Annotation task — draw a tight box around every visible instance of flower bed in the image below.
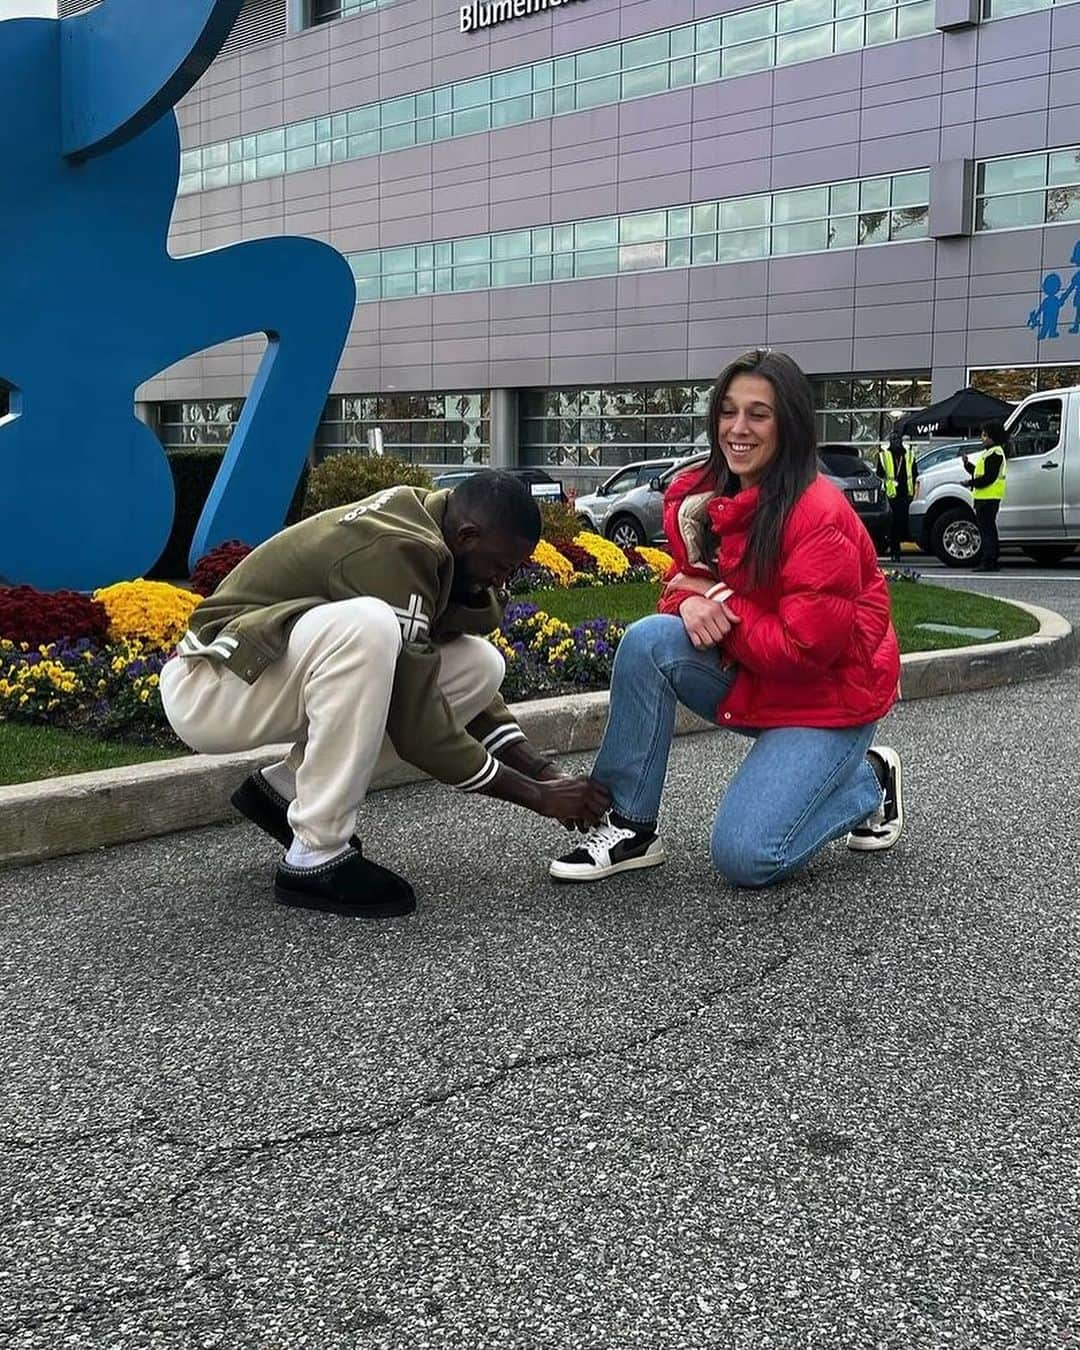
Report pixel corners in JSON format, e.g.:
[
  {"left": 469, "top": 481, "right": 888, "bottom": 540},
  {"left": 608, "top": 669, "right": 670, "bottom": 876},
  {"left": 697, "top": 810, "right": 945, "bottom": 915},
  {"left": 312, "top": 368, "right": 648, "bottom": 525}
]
[{"left": 0, "top": 536, "right": 674, "bottom": 744}]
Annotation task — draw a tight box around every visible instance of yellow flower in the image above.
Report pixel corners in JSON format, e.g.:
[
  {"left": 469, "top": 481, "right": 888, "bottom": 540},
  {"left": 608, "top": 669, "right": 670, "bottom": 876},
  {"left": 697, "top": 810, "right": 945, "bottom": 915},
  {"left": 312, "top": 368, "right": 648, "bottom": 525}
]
[
  {"left": 634, "top": 545, "right": 675, "bottom": 580},
  {"left": 573, "top": 531, "right": 630, "bottom": 577},
  {"left": 529, "top": 539, "right": 575, "bottom": 587},
  {"left": 92, "top": 580, "right": 199, "bottom": 650}
]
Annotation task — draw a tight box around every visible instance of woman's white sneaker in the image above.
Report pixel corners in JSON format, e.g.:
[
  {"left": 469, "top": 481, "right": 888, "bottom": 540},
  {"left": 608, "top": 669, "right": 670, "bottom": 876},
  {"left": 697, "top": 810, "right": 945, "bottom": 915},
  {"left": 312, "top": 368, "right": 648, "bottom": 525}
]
[
  {"left": 847, "top": 746, "right": 904, "bottom": 851},
  {"left": 549, "top": 818, "right": 666, "bottom": 882}
]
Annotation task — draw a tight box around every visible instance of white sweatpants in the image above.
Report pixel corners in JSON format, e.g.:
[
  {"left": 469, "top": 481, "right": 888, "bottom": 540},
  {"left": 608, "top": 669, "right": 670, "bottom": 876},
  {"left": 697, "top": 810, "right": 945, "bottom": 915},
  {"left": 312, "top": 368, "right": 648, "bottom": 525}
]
[{"left": 160, "top": 597, "right": 505, "bottom": 851}]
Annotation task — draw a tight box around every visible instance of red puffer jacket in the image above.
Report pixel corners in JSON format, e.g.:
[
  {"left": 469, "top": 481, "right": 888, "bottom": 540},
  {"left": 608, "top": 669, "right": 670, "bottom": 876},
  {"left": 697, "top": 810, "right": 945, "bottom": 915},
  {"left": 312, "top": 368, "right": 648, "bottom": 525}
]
[{"left": 657, "top": 467, "right": 900, "bottom": 729}]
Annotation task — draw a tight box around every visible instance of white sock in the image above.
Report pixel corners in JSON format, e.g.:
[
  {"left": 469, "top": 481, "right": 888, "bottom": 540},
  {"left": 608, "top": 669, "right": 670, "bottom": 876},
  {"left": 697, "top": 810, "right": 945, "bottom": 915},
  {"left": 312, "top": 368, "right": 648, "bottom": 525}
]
[
  {"left": 260, "top": 760, "right": 296, "bottom": 800},
  {"left": 284, "top": 839, "right": 351, "bottom": 869}
]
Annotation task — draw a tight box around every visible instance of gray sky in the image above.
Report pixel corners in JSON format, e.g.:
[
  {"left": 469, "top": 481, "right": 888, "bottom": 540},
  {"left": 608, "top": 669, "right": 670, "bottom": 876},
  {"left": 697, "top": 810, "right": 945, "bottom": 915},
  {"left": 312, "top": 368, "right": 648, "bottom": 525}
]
[{"left": 0, "top": 1, "right": 58, "bottom": 16}]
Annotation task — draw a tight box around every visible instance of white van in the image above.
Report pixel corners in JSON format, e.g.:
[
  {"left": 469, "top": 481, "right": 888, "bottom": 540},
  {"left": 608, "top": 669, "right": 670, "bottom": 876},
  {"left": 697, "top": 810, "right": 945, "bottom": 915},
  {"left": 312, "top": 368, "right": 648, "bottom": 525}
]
[{"left": 908, "top": 385, "right": 1080, "bottom": 567}]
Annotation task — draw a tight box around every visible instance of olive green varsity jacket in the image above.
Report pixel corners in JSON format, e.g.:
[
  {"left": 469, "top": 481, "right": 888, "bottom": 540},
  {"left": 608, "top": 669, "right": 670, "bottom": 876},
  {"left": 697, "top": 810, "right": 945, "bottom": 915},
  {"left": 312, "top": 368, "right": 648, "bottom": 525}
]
[{"left": 175, "top": 486, "right": 525, "bottom": 792}]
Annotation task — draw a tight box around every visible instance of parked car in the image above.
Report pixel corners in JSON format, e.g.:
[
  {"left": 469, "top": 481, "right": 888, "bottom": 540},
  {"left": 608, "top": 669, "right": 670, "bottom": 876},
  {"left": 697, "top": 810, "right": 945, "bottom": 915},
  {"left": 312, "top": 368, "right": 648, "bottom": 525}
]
[
  {"left": 909, "top": 386, "right": 1080, "bottom": 566},
  {"left": 914, "top": 439, "right": 981, "bottom": 474},
  {"left": 574, "top": 457, "right": 683, "bottom": 536},
  {"left": 431, "top": 466, "right": 568, "bottom": 501},
  {"left": 597, "top": 449, "right": 892, "bottom": 554}
]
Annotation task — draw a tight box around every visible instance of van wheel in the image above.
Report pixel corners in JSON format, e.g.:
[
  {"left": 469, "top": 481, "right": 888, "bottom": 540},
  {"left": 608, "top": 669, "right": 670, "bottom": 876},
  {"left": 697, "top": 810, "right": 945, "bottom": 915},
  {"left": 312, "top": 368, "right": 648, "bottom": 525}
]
[
  {"left": 931, "top": 507, "right": 981, "bottom": 567},
  {"left": 1022, "top": 544, "right": 1076, "bottom": 565},
  {"left": 606, "top": 515, "right": 646, "bottom": 550}
]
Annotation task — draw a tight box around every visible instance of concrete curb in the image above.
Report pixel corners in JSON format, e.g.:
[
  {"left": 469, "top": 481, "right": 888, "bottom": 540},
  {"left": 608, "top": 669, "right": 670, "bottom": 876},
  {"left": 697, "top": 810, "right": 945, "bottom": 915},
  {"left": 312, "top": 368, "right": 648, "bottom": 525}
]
[
  {"left": 1, "top": 599, "right": 1073, "bottom": 871},
  {"left": 897, "top": 599, "right": 1076, "bottom": 699}
]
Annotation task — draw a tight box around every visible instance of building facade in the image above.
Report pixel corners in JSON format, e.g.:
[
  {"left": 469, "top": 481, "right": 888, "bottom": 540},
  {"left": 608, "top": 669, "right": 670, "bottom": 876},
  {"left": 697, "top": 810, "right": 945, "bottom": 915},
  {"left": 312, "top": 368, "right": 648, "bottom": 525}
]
[{"left": 66, "top": 0, "right": 1080, "bottom": 485}]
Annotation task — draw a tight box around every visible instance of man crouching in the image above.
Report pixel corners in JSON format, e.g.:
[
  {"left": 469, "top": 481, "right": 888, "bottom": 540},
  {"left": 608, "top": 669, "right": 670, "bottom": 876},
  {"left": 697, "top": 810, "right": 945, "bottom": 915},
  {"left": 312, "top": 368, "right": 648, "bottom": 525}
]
[{"left": 160, "top": 470, "right": 610, "bottom": 918}]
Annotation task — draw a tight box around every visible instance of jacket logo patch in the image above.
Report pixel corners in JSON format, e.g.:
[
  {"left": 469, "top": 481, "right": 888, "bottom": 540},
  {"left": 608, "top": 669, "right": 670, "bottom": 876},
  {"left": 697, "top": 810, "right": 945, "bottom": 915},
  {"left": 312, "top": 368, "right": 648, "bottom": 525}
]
[{"left": 393, "top": 592, "right": 430, "bottom": 643}]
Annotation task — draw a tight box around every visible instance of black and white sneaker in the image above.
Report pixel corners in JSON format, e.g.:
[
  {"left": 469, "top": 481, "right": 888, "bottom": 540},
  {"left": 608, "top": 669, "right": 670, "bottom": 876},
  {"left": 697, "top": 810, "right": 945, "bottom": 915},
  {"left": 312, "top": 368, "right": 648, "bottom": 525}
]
[
  {"left": 549, "top": 818, "right": 666, "bottom": 882},
  {"left": 847, "top": 746, "right": 904, "bottom": 852}
]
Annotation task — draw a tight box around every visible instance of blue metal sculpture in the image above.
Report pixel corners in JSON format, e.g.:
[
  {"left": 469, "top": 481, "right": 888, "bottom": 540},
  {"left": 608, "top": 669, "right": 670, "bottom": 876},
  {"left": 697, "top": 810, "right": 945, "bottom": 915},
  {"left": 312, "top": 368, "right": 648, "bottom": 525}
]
[{"left": 0, "top": 0, "right": 356, "bottom": 591}]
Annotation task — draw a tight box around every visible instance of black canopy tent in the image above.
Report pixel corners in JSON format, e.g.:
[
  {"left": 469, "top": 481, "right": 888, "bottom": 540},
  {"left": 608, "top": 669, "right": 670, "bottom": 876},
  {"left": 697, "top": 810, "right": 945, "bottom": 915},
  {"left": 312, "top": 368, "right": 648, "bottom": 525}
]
[{"left": 897, "top": 387, "right": 1015, "bottom": 439}]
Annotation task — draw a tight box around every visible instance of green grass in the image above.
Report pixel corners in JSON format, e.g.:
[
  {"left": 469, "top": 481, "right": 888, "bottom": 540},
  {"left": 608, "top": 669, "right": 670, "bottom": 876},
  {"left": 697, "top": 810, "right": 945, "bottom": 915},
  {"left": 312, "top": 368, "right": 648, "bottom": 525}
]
[
  {"left": 525, "top": 579, "right": 1038, "bottom": 654},
  {"left": 523, "top": 581, "right": 664, "bottom": 627},
  {"left": 889, "top": 584, "right": 1037, "bottom": 652},
  {"left": 0, "top": 722, "right": 188, "bottom": 788}
]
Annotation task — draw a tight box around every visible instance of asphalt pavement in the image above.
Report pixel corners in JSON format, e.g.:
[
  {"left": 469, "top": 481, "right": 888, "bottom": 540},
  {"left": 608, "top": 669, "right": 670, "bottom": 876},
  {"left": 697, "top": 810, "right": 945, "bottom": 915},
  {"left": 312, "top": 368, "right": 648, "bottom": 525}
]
[{"left": 1, "top": 562, "right": 1078, "bottom": 1350}]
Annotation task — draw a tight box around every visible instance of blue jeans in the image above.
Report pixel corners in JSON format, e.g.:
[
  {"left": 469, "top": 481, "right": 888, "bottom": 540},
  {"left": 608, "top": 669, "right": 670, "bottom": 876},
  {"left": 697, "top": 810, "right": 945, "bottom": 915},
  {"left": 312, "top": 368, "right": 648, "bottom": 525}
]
[{"left": 592, "top": 615, "right": 884, "bottom": 889}]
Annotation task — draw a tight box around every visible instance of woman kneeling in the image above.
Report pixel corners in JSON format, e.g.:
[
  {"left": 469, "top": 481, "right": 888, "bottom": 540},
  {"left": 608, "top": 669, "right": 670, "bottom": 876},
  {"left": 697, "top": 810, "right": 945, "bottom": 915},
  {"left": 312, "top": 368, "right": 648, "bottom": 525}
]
[{"left": 550, "top": 349, "right": 903, "bottom": 889}]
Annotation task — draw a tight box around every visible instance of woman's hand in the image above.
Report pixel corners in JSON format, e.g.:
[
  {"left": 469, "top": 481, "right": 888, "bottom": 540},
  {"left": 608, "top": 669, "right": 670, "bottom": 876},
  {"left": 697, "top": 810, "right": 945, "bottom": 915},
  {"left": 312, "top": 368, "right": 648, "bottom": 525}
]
[
  {"left": 664, "top": 570, "right": 716, "bottom": 597},
  {"left": 679, "top": 594, "right": 740, "bottom": 649}
]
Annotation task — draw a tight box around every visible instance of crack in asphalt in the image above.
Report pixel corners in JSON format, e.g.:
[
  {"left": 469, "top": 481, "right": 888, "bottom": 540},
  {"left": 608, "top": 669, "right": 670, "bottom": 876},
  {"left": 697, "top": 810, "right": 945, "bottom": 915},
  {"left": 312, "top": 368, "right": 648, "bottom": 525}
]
[{"left": 0, "top": 931, "right": 804, "bottom": 1340}]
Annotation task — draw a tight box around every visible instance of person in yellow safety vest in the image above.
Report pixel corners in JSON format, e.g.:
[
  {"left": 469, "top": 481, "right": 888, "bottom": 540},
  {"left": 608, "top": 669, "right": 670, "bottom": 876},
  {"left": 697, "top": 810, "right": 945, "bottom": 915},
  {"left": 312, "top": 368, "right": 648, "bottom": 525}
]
[
  {"left": 962, "top": 420, "right": 1009, "bottom": 572},
  {"left": 877, "top": 430, "right": 919, "bottom": 562}
]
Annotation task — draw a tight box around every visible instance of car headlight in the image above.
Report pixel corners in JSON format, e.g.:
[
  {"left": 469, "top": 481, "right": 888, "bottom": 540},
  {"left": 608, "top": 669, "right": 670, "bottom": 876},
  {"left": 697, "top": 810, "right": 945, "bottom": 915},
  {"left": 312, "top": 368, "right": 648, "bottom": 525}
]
[{"left": 913, "top": 481, "right": 922, "bottom": 500}]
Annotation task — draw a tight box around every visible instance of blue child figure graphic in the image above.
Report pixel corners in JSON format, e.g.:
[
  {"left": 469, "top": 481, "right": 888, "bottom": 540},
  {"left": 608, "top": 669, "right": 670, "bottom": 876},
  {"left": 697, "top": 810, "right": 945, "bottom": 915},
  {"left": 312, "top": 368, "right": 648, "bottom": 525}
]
[
  {"left": 1028, "top": 273, "right": 1068, "bottom": 341},
  {"left": 0, "top": 0, "right": 356, "bottom": 591},
  {"left": 1068, "top": 239, "right": 1080, "bottom": 335}
]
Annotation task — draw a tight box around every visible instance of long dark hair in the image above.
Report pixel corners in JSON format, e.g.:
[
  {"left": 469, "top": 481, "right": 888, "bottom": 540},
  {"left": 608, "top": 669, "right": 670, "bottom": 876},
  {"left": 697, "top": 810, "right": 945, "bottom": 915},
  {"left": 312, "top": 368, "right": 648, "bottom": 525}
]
[{"left": 703, "top": 349, "right": 818, "bottom": 587}]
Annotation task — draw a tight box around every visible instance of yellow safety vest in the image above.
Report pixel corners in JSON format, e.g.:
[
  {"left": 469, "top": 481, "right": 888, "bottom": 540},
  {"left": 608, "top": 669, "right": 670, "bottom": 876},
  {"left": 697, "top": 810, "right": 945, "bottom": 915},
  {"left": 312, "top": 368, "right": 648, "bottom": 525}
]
[
  {"left": 970, "top": 445, "right": 1007, "bottom": 501},
  {"left": 880, "top": 447, "right": 916, "bottom": 498}
]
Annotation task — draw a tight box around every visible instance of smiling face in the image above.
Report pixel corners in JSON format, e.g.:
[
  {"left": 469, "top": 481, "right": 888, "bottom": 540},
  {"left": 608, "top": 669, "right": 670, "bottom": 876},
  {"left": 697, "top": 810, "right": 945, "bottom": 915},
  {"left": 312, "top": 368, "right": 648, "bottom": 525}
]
[{"left": 715, "top": 373, "right": 780, "bottom": 489}]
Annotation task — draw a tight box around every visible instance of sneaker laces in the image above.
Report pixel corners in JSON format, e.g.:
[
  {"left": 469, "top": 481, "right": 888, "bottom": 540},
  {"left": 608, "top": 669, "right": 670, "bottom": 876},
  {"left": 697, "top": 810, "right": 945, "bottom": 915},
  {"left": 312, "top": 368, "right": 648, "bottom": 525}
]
[{"left": 581, "top": 820, "right": 636, "bottom": 862}]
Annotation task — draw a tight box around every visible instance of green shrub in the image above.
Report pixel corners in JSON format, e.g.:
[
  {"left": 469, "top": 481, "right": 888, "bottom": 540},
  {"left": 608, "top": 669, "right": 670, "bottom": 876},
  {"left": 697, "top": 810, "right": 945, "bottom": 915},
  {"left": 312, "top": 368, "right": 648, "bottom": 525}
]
[
  {"left": 538, "top": 500, "right": 582, "bottom": 545},
  {"left": 302, "top": 454, "right": 433, "bottom": 517}
]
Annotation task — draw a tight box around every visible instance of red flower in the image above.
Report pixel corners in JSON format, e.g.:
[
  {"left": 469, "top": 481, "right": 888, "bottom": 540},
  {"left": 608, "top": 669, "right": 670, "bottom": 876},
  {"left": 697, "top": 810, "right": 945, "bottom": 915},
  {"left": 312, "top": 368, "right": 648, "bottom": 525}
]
[
  {"left": 189, "top": 541, "right": 253, "bottom": 596},
  {"left": 556, "top": 542, "right": 599, "bottom": 573},
  {"left": 0, "top": 586, "right": 110, "bottom": 646}
]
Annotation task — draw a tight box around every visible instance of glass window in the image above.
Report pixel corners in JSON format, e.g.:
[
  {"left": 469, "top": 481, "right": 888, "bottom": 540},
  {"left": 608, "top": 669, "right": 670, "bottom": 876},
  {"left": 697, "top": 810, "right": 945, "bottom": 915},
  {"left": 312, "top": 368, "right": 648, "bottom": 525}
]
[
  {"left": 828, "top": 215, "right": 859, "bottom": 248},
  {"left": 492, "top": 230, "right": 532, "bottom": 260},
  {"left": 576, "top": 74, "right": 623, "bottom": 109},
  {"left": 980, "top": 154, "right": 1047, "bottom": 195},
  {"left": 773, "top": 219, "right": 829, "bottom": 254},
  {"left": 975, "top": 191, "right": 1046, "bottom": 230},
  {"left": 692, "top": 203, "right": 718, "bottom": 234},
  {"left": 865, "top": 8, "right": 897, "bottom": 41},
  {"left": 777, "top": 25, "right": 834, "bottom": 64},
  {"left": 722, "top": 37, "right": 775, "bottom": 76},
  {"left": 718, "top": 227, "right": 771, "bottom": 261},
  {"left": 890, "top": 206, "right": 929, "bottom": 240},
  {"left": 602, "top": 468, "right": 641, "bottom": 495},
  {"left": 834, "top": 16, "right": 865, "bottom": 51},
  {"left": 623, "top": 32, "right": 670, "bottom": 68},
  {"left": 452, "top": 77, "right": 491, "bottom": 109},
  {"left": 620, "top": 210, "right": 668, "bottom": 244},
  {"left": 773, "top": 186, "right": 829, "bottom": 223},
  {"left": 575, "top": 218, "right": 619, "bottom": 249},
  {"left": 721, "top": 195, "right": 771, "bottom": 229},
  {"left": 619, "top": 241, "right": 668, "bottom": 271},
  {"left": 891, "top": 171, "right": 929, "bottom": 207},
  {"left": 622, "top": 62, "right": 671, "bottom": 100},
  {"left": 860, "top": 178, "right": 891, "bottom": 210},
  {"left": 575, "top": 44, "right": 621, "bottom": 79},
  {"left": 575, "top": 248, "right": 620, "bottom": 278},
  {"left": 1047, "top": 187, "right": 1080, "bottom": 223},
  {"left": 1009, "top": 399, "right": 1062, "bottom": 458},
  {"left": 777, "top": 0, "right": 831, "bottom": 32},
  {"left": 723, "top": 6, "right": 776, "bottom": 43},
  {"left": 1049, "top": 149, "right": 1080, "bottom": 186},
  {"left": 493, "top": 67, "right": 533, "bottom": 100}
]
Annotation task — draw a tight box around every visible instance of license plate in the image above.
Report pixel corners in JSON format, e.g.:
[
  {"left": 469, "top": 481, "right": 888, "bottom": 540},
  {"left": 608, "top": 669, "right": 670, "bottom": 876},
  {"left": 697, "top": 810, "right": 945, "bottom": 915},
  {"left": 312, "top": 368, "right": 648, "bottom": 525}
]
[{"left": 853, "top": 490, "right": 873, "bottom": 503}]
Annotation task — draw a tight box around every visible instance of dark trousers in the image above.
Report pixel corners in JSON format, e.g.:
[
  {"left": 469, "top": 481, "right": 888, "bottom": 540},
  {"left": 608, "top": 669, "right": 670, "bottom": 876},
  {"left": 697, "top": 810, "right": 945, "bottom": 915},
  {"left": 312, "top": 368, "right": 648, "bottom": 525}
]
[
  {"left": 975, "top": 499, "right": 1001, "bottom": 567},
  {"left": 889, "top": 493, "right": 910, "bottom": 560}
]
